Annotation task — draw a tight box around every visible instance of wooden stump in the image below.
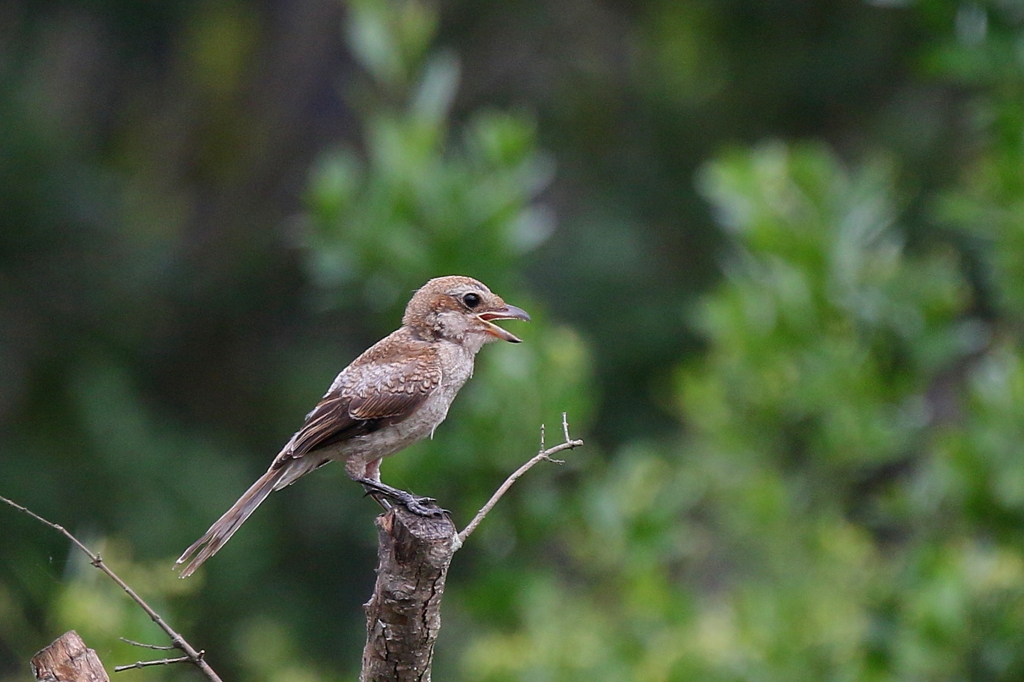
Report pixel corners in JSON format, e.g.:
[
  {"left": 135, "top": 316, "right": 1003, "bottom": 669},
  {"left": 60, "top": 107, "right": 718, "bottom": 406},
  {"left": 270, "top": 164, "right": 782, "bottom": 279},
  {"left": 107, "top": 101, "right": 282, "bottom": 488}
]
[
  {"left": 360, "top": 506, "right": 457, "bottom": 682},
  {"left": 31, "top": 631, "right": 109, "bottom": 682}
]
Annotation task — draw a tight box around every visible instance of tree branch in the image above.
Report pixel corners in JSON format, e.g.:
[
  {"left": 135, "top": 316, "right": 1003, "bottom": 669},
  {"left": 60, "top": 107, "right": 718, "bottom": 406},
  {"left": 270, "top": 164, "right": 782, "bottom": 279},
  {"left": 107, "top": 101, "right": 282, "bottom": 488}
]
[
  {"left": 1, "top": 495, "right": 222, "bottom": 682},
  {"left": 454, "top": 412, "right": 583, "bottom": 550},
  {"left": 118, "top": 638, "right": 177, "bottom": 651},
  {"left": 114, "top": 657, "right": 193, "bottom": 673}
]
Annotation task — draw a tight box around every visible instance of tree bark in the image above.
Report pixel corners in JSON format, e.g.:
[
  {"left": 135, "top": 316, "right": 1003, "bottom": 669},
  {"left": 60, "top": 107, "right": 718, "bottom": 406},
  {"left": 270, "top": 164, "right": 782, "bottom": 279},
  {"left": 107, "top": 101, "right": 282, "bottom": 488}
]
[
  {"left": 360, "top": 506, "right": 456, "bottom": 682},
  {"left": 31, "top": 631, "right": 109, "bottom": 682}
]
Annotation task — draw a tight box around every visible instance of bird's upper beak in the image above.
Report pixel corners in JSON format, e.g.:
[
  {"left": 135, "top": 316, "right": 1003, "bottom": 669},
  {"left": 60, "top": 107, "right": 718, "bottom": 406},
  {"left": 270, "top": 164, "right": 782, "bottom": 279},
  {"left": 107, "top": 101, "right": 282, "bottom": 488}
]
[{"left": 477, "top": 305, "right": 531, "bottom": 343}]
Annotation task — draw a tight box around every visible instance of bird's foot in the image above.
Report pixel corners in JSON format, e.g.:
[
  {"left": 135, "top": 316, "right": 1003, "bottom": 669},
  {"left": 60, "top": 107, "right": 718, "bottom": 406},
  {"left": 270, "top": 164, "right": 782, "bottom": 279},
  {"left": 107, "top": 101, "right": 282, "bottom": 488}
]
[
  {"left": 358, "top": 479, "right": 446, "bottom": 517},
  {"left": 401, "top": 494, "right": 445, "bottom": 517}
]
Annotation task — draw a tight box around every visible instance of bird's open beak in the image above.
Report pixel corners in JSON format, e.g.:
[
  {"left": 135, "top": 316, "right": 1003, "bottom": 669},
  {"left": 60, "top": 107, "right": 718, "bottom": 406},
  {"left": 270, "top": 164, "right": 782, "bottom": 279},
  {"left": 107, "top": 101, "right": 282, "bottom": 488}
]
[{"left": 477, "top": 305, "right": 531, "bottom": 343}]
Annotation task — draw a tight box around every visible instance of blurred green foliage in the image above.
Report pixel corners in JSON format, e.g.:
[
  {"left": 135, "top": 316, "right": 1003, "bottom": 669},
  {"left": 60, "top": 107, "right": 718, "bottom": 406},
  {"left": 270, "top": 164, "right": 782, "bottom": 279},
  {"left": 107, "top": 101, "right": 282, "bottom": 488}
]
[{"left": 4, "top": 0, "right": 1024, "bottom": 681}]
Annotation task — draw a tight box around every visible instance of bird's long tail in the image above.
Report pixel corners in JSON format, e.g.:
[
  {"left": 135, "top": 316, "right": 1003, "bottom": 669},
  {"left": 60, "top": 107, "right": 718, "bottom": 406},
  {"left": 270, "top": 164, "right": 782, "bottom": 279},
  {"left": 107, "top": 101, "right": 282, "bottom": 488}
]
[{"left": 176, "top": 467, "right": 286, "bottom": 577}]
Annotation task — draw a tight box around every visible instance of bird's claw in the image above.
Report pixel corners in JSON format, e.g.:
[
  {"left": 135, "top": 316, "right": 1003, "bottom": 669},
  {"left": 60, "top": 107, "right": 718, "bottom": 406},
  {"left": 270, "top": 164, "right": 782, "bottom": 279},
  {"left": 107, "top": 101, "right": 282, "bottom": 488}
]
[
  {"left": 401, "top": 494, "right": 446, "bottom": 517},
  {"left": 359, "top": 479, "right": 446, "bottom": 517}
]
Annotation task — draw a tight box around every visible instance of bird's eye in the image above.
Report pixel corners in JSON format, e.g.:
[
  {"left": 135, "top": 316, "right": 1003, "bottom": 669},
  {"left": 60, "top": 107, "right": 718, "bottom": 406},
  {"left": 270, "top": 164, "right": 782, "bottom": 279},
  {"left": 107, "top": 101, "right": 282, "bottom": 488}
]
[{"left": 462, "top": 292, "right": 482, "bottom": 309}]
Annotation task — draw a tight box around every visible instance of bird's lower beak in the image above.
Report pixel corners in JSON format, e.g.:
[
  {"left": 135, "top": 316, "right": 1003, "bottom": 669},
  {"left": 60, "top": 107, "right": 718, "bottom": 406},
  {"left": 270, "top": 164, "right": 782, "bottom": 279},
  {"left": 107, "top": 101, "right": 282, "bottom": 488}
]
[{"left": 477, "top": 305, "right": 531, "bottom": 343}]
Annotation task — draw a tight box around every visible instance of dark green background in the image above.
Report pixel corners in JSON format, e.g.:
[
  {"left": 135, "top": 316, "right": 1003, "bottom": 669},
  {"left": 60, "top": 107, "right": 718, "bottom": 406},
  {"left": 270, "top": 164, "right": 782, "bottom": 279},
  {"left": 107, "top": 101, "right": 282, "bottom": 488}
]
[{"left": 3, "top": 0, "right": 1024, "bottom": 680}]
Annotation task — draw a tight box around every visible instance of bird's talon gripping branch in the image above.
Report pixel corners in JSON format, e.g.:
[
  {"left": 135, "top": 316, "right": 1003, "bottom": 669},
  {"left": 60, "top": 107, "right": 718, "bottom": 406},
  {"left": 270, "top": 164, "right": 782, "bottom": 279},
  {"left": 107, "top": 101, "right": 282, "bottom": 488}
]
[
  {"left": 402, "top": 495, "right": 446, "bottom": 518},
  {"left": 359, "top": 479, "right": 445, "bottom": 517}
]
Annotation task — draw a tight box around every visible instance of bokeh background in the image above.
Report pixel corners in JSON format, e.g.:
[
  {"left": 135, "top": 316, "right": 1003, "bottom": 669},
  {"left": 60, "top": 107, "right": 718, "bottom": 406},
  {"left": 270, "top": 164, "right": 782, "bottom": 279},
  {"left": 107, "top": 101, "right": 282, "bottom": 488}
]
[{"left": 4, "top": 0, "right": 1024, "bottom": 680}]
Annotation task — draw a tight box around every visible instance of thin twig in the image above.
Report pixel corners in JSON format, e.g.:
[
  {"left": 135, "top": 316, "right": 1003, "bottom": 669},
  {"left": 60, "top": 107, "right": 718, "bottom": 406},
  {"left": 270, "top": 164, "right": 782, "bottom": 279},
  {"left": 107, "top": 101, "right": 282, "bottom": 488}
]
[
  {"left": 0, "top": 495, "right": 223, "bottom": 682},
  {"left": 114, "top": 656, "right": 193, "bottom": 672},
  {"left": 119, "top": 638, "right": 177, "bottom": 651},
  {"left": 454, "top": 413, "right": 583, "bottom": 550}
]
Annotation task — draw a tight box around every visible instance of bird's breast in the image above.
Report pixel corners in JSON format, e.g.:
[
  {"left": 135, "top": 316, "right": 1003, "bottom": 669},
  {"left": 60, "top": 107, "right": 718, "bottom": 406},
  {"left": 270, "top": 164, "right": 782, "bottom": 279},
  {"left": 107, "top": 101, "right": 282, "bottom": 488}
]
[{"left": 344, "top": 342, "right": 476, "bottom": 462}]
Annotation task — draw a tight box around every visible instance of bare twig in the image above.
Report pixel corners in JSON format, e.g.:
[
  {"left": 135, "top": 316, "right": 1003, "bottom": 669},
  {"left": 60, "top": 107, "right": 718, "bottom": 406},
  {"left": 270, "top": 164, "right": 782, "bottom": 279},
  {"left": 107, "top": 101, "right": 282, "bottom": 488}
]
[
  {"left": 0, "top": 495, "right": 223, "bottom": 682},
  {"left": 119, "top": 638, "right": 177, "bottom": 651},
  {"left": 114, "top": 657, "right": 193, "bottom": 673},
  {"left": 454, "top": 413, "right": 583, "bottom": 550}
]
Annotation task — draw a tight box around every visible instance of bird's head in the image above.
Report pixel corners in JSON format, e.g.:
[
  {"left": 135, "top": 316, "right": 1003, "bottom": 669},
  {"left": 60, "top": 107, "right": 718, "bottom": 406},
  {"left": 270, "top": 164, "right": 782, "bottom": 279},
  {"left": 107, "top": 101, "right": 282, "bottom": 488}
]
[{"left": 403, "top": 276, "right": 530, "bottom": 350}]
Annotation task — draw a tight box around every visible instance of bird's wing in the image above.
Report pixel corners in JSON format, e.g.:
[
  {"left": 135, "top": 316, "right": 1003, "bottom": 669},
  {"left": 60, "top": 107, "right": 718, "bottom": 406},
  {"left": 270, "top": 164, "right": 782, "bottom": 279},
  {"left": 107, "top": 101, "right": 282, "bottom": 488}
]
[{"left": 276, "top": 346, "right": 442, "bottom": 465}]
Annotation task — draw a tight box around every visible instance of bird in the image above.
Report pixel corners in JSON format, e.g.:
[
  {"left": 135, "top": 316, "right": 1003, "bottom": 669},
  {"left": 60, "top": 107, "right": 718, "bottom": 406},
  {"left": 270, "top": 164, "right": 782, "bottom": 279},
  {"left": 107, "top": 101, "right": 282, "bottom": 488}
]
[{"left": 175, "top": 275, "right": 529, "bottom": 577}]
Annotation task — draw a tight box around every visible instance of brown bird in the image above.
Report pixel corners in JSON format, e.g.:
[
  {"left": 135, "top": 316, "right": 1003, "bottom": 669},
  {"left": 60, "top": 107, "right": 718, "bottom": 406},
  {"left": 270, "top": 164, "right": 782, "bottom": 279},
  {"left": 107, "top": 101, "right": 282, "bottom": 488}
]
[{"left": 176, "top": 275, "right": 529, "bottom": 577}]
